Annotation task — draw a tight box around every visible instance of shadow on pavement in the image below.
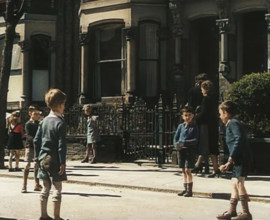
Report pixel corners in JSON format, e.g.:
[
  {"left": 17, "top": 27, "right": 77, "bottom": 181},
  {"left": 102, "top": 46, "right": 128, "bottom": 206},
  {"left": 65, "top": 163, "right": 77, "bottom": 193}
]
[
  {"left": 67, "top": 173, "right": 99, "bottom": 177},
  {"left": 62, "top": 192, "right": 121, "bottom": 198},
  {"left": 246, "top": 176, "right": 270, "bottom": 181},
  {"left": 70, "top": 167, "right": 176, "bottom": 173},
  {"left": 0, "top": 218, "right": 17, "bottom": 220}
]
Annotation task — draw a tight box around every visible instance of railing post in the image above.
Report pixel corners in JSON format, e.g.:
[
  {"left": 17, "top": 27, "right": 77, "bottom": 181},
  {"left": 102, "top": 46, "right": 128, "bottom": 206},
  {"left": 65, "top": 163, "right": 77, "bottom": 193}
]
[{"left": 157, "top": 94, "right": 164, "bottom": 167}]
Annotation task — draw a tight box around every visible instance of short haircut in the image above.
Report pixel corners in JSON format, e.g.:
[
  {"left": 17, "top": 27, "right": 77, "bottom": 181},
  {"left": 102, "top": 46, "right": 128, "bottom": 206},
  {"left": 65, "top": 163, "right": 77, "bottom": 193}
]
[
  {"left": 45, "top": 88, "right": 67, "bottom": 110},
  {"left": 201, "top": 80, "right": 214, "bottom": 94},
  {"left": 219, "top": 100, "right": 238, "bottom": 117},
  {"left": 28, "top": 105, "right": 39, "bottom": 112},
  {"left": 181, "top": 106, "right": 194, "bottom": 115},
  {"left": 83, "top": 104, "right": 91, "bottom": 111},
  {"left": 195, "top": 73, "right": 208, "bottom": 84}
]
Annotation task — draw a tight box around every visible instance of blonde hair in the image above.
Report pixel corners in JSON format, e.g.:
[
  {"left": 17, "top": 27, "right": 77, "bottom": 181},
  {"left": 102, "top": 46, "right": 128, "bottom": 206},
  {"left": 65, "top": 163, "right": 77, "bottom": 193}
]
[
  {"left": 8, "top": 111, "right": 20, "bottom": 125},
  {"left": 219, "top": 100, "right": 238, "bottom": 118},
  {"left": 45, "top": 88, "right": 66, "bottom": 110},
  {"left": 83, "top": 104, "right": 92, "bottom": 111}
]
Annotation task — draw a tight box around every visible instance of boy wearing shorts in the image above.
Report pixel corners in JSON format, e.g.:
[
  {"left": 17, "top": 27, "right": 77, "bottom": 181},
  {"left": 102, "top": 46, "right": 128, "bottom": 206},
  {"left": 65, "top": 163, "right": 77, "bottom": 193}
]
[
  {"left": 22, "top": 105, "right": 42, "bottom": 193},
  {"left": 174, "top": 106, "right": 199, "bottom": 197},
  {"left": 217, "top": 101, "right": 252, "bottom": 220},
  {"left": 34, "top": 88, "right": 67, "bottom": 220}
]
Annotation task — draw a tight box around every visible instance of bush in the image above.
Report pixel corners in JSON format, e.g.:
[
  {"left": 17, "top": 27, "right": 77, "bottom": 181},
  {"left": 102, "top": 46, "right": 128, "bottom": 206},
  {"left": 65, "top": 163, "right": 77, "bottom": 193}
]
[{"left": 226, "top": 72, "right": 270, "bottom": 137}]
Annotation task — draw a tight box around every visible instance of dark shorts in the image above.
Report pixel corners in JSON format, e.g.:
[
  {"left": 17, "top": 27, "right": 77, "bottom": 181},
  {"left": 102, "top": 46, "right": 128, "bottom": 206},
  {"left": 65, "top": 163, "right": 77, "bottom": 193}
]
[
  {"left": 232, "top": 163, "right": 249, "bottom": 178},
  {"left": 178, "top": 147, "right": 197, "bottom": 169}
]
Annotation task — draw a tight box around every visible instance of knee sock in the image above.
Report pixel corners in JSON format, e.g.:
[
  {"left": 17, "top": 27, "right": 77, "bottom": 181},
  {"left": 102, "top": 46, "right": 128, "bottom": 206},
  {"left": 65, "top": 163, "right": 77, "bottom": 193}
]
[
  {"left": 240, "top": 194, "right": 250, "bottom": 214},
  {"left": 229, "top": 198, "right": 238, "bottom": 214}
]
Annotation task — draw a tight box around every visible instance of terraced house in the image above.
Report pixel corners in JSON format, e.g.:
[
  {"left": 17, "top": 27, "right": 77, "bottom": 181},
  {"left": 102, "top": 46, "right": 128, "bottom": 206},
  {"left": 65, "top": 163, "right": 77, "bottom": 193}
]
[{"left": 2, "top": 0, "right": 270, "bottom": 109}]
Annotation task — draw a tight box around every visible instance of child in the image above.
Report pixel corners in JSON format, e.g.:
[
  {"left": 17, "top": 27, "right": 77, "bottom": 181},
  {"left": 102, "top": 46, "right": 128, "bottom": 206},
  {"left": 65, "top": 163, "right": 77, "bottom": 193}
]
[
  {"left": 174, "top": 106, "right": 199, "bottom": 197},
  {"left": 34, "top": 88, "right": 67, "bottom": 220},
  {"left": 7, "top": 111, "right": 24, "bottom": 172},
  {"left": 217, "top": 100, "right": 252, "bottom": 220},
  {"left": 81, "top": 104, "right": 100, "bottom": 164},
  {"left": 21, "top": 105, "right": 42, "bottom": 193}
]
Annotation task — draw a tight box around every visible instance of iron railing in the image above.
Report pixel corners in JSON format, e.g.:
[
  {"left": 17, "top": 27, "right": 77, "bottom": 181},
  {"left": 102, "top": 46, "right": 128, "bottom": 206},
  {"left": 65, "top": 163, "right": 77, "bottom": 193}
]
[{"left": 20, "top": 94, "right": 182, "bottom": 164}]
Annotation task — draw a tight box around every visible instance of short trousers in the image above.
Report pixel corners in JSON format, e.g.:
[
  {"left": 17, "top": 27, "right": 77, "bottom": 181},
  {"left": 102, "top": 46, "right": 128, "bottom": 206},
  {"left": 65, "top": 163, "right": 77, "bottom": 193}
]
[
  {"left": 24, "top": 147, "right": 34, "bottom": 162},
  {"left": 178, "top": 147, "right": 197, "bottom": 169},
  {"left": 232, "top": 163, "right": 249, "bottom": 178}
]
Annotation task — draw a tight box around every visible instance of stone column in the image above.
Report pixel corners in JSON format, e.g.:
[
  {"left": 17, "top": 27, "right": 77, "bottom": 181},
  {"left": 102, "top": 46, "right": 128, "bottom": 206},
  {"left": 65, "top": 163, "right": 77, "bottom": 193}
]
[
  {"left": 216, "top": 18, "right": 230, "bottom": 76},
  {"left": 49, "top": 41, "right": 56, "bottom": 87},
  {"left": 79, "top": 32, "right": 89, "bottom": 105},
  {"left": 18, "top": 40, "right": 30, "bottom": 107},
  {"left": 124, "top": 27, "right": 136, "bottom": 101},
  {"left": 169, "top": 0, "right": 185, "bottom": 104},
  {"left": 216, "top": 18, "right": 230, "bottom": 101},
  {"left": 265, "top": 13, "right": 270, "bottom": 71}
]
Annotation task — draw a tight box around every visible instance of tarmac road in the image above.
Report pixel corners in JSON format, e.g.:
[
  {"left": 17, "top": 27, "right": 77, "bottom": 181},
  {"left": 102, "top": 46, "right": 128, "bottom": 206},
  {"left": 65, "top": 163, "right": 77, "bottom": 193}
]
[{"left": 0, "top": 177, "right": 269, "bottom": 220}]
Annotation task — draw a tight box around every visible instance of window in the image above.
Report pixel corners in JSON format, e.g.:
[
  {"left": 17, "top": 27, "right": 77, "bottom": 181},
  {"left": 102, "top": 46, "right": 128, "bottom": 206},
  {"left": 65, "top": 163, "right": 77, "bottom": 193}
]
[
  {"left": 138, "top": 21, "right": 160, "bottom": 97},
  {"left": 90, "top": 23, "right": 125, "bottom": 99},
  {"left": 31, "top": 35, "right": 50, "bottom": 101}
]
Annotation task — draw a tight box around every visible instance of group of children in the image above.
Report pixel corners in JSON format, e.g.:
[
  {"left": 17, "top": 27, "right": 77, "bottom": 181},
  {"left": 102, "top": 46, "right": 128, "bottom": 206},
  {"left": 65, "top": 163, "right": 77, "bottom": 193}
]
[
  {"left": 5, "top": 85, "right": 252, "bottom": 220},
  {"left": 174, "top": 101, "right": 252, "bottom": 219}
]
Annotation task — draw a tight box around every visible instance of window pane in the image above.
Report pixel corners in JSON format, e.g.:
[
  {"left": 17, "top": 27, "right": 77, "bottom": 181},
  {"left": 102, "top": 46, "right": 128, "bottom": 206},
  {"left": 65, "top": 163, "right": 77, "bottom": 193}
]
[
  {"left": 100, "top": 62, "right": 121, "bottom": 97},
  {"left": 31, "top": 35, "right": 50, "bottom": 70},
  {"left": 100, "top": 26, "right": 122, "bottom": 60}
]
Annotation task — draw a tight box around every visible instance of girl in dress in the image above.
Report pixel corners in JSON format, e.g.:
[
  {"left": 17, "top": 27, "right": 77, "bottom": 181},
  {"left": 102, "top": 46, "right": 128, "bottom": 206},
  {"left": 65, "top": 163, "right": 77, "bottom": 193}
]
[{"left": 7, "top": 111, "right": 25, "bottom": 172}]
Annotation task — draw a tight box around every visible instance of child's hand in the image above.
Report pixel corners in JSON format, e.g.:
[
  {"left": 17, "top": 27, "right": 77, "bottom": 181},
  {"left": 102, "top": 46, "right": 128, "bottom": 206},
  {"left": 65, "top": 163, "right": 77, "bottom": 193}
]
[
  {"left": 92, "top": 116, "right": 99, "bottom": 121},
  {"left": 219, "top": 162, "right": 231, "bottom": 173},
  {"left": 176, "top": 142, "right": 184, "bottom": 151},
  {"left": 59, "top": 164, "right": 66, "bottom": 175}
]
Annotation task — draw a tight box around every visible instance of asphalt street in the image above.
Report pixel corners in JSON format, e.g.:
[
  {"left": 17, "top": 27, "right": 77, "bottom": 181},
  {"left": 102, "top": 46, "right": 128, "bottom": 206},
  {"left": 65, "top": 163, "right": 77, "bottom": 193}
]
[{"left": 0, "top": 176, "right": 270, "bottom": 220}]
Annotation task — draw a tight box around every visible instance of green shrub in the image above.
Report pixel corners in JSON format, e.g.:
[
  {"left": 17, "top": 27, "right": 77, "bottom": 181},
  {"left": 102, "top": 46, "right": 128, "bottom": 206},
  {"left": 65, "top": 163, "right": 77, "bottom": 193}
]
[{"left": 226, "top": 72, "right": 270, "bottom": 137}]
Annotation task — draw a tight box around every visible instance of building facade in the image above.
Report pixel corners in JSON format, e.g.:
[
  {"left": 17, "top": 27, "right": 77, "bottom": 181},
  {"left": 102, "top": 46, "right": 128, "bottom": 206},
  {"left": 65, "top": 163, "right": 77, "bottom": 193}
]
[{"left": 2, "top": 0, "right": 270, "bottom": 109}]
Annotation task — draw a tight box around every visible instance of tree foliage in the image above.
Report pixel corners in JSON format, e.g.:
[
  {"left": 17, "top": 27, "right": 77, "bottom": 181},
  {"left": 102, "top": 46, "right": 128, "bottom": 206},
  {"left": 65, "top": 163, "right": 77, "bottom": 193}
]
[{"left": 226, "top": 72, "right": 270, "bottom": 137}]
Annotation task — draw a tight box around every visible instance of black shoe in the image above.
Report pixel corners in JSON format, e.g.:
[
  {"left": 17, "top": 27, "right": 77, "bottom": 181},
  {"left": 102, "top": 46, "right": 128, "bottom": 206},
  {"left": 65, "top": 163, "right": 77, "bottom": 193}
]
[
  {"left": 14, "top": 167, "right": 22, "bottom": 172},
  {"left": 8, "top": 168, "right": 14, "bottom": 172},
  {"left": 177, "top": 190, "right": 187, "bottom": 196},
  {"left": 81, "top": 158, "right": 89, "bottom": 163},
  {"left": 208, "top": 169, "right": 221, "bottom": 178}
]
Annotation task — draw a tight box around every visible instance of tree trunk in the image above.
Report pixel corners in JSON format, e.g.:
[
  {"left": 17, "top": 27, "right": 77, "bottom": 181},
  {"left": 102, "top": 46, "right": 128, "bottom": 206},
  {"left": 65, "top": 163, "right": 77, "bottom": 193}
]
[{"left": 0, "top": 23, "right": 16, "bottom": 168}]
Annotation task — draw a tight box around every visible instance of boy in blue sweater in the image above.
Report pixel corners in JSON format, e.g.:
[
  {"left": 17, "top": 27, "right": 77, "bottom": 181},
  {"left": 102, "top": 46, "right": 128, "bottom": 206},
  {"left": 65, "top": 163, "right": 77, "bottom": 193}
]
[
  {"left": 34, "top": 88, "right": 67, "bottom": 220},
  {"left": 217, "top": 101, "right": 252, "bottom": 220},
  {"left": 174, "top": 106, "right": 199, "bottom": 197}
]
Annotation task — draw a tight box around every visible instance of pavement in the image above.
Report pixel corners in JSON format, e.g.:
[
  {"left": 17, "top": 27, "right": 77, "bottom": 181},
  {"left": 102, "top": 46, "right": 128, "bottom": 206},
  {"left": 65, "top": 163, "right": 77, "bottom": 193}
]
[{"left": 1, "top": 158, "right": 270, "bottom": 204}]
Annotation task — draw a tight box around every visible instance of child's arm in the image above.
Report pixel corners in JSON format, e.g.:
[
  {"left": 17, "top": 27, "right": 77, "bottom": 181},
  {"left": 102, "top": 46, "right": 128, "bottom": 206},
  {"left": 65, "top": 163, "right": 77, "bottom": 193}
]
[
  {"left": 58, "top": 121, "right": 67, "bottom": 175},
  {"left": 25, "top": 122, "right": 33, "bottom": 148},
  {"left": 228, "top": 120, "right": 243, "bottom": 162},
  {"left": 20, "top": 124, "right": 25, "bottom": 137},
  {"left": 33, "top": 123, "right": 42, "bottom": 161},
  {"left": 173, "top": 124, "right": 181, "bottom": 147}
]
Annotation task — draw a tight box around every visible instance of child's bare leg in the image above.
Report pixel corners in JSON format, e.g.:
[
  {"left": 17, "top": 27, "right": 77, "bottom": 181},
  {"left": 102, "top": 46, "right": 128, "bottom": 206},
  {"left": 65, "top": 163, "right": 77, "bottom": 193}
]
[
  {"left": 34, "top": 162, "right": 42, "bottom": 189},
  {"left": 183, "top": 168, "right": 193, "bottom": 197},
  {"left": 81, "top": 144, "right": 91, "bottom": 163},
  {"left": 52, "top": 181, "right": 62, "bottom": 220},
  {"left": 22, "top": 162, "right": 30, "bottom": 192},
  {"left": 178, "top": 168, "right": 187, "bottom": 196},
  {"left": 186, "top": 168, "right": 193, "bottom": 183},
  {"left": 90, "top": 143, "right": 97, "bottom": 163},
  {"left": 15, "top": 150, "right": 20, "bottom": 169},
  {"left": 236, "top": 177, "right": 251, "bottom": 218},
  {"left": 9, "top": 150, "right": 15, "bottom": 169},
  {"left": 40, "top": 179, "right": 52, "bottom": 219}
]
